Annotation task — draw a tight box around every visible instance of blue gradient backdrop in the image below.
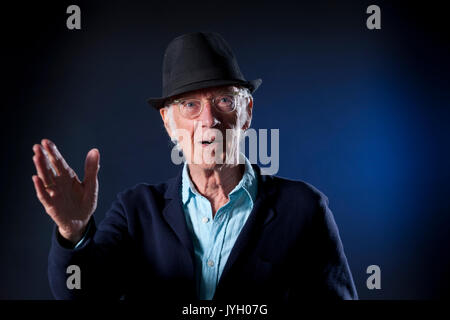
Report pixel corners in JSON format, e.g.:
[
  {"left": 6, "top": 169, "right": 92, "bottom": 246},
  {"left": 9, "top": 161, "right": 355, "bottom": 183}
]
[{"left": 1, "top": 0, "right": 449, "bottom": 299}]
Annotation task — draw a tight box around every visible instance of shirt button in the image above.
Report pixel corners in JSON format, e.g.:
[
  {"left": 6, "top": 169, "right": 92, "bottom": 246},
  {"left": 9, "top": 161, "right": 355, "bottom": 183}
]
[
  {"left": 207, "top": 260, "right": 214, "bottom": 267},
  {"left": 202, "top": 217, "right": 210, "bottom": 223}
]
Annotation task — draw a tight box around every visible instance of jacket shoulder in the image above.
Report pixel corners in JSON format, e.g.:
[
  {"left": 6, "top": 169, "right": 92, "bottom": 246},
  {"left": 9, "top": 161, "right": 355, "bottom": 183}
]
[
  {"left": 118, "top": 180, "right": 171, "bottom": 198},
  {"left": 113, "top": 176, "right": 176, "bottom": 210},
  {"left": 268, "top": 174, "right": 329, "bottom": 206},
  {"left": 261, "top": 174, "right": 331, "bottom": 229}
]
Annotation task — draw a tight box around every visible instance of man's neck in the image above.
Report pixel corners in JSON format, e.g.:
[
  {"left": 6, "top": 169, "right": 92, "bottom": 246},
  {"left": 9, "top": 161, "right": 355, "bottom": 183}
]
[{"left": 187, "top": 164, "right": 245, "bottom": 216}]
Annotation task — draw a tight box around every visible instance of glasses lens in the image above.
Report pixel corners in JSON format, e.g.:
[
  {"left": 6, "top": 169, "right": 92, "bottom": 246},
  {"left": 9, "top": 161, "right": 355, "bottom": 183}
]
[
  {"left": 214, "top": 94, "right": 236, "bottom": 112},
  {"left": 179, "top": 99, "right": 202, "bottom": 118}
]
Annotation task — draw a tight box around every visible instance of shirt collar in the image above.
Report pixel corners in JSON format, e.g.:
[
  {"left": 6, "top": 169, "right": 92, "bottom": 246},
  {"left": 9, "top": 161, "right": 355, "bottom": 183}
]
[{"left": 181, "top": 154, "right": 258, "bottom": 206}]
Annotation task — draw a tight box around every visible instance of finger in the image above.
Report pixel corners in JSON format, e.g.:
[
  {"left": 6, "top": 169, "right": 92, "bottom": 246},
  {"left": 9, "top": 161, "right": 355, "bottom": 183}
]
[
  {"left": 83, "top": 148, "right": 100, "bottom": 193},
  {"left": 32, "top": 144, "right": 56, "bottom": 187},
  {"left": 32, "top": 174, "right": 52, "bottom": 207},
  {"left": 41, "top": 139, "right": 76, "bottom": 179}
]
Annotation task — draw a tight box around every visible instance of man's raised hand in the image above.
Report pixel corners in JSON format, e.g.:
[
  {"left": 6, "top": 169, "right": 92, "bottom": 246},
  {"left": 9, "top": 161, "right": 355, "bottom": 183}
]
[{"left": 32, "top": 139, "right": 100, "bottom": 244}]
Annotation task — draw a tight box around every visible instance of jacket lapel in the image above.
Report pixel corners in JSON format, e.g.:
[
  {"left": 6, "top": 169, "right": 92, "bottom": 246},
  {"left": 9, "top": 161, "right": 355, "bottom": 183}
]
[
  {"left": 161, "top": 170, "right": 196, "bottom": 277},
  {"left": 160, "top": 164, "right": 277, "bottom": 300},
  {"left": 214, "top": 165, "right": 277, "bottom": 299}
]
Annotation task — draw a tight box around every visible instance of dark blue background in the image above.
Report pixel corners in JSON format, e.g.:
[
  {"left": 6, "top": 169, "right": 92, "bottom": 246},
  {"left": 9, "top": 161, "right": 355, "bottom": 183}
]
[{"left": 1, "top": 0, "right": 449, "bottom": 299}]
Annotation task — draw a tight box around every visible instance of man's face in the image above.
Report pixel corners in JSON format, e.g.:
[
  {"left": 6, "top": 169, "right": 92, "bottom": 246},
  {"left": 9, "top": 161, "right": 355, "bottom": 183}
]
[{"left": 160, "top": 85, "right": 252, "bottom": 170}]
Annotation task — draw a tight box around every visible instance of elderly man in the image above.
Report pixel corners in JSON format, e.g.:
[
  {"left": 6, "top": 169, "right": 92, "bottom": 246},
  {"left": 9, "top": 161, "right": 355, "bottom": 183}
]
[{"left": 32, "top": 32, "right": 357, "bottom": 301}]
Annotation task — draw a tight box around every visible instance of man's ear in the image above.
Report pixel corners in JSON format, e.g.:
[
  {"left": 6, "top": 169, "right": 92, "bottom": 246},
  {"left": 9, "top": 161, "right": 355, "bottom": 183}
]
[
  {"left": 242, "top": 97, "right": 253, "bottom": 131},
  {"left": 159, "top": 107, "right": 172, "bottom": 137}
]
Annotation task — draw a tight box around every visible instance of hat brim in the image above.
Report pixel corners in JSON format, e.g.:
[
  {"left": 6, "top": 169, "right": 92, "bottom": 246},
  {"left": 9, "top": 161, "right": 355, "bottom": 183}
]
[{"left": 147, "top": 78, "right": 262, "bottom": 110}]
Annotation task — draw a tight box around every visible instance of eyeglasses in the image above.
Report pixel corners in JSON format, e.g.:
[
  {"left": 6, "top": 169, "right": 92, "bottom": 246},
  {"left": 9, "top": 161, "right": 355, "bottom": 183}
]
[{"left": 167, "top": 92, "right": 239, "bottom": 119}]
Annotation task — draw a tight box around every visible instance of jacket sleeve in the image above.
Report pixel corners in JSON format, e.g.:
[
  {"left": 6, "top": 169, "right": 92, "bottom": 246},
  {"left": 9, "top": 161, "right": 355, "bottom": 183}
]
[
  {"left": 48, "top": 193, "right": 131, "bottom": 300},
  {"left": 311, "top": 194, "right": 358, "bottom": 299},
  {"left": 289, "top": 193, "right": 358, "bottom": 301}
]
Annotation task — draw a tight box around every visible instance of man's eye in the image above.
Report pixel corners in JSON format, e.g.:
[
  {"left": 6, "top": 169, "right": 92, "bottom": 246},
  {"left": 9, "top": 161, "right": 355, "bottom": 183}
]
[
  {"left": 182, "top": 100, "right": 199, "bottom": 108},
  {"left": 217, "top": 96, "right": 233, "bottom": 104}
]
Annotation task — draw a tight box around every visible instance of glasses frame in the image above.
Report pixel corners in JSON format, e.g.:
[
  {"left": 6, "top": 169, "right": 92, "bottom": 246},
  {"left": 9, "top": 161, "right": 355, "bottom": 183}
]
[{"left": 167, "top": 91, "right": 240, "bottom": 119}]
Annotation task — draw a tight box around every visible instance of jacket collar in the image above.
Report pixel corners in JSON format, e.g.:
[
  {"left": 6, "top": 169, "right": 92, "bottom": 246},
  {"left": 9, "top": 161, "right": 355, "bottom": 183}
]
[{"left": 164, "top": 163, "right": 273, "bottom": 200}]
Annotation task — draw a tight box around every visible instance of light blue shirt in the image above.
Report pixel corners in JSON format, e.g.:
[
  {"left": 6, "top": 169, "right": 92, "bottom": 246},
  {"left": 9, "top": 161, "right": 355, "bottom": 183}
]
[{"left": 181, "top": 156, "right": 258, "bottom": 300}]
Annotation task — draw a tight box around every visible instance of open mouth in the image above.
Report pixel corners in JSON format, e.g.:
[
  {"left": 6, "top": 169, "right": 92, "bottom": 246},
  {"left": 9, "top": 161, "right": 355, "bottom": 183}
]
[
  {"left": 200, "top": 140, "right": 221, "bottom": 146},
  {"left": 199, "top": 136, "right": 219, "bottom": 145}
]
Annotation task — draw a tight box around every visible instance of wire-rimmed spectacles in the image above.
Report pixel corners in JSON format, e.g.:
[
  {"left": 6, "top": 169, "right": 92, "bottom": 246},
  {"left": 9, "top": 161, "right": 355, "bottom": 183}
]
[{"left": 167, "top": 91, "right": 239, "bottom": 119}]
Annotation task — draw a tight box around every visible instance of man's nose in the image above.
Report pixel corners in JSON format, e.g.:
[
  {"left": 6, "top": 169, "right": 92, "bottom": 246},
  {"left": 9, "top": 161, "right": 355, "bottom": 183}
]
[{"left": 197, "top": 100, "right": 219, "bottom": 128}]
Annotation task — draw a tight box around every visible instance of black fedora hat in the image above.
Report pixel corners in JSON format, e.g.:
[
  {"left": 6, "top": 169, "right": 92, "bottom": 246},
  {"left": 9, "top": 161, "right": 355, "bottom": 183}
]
[{"left": 147, "top": 32, "right": 262, "bottom": 110}]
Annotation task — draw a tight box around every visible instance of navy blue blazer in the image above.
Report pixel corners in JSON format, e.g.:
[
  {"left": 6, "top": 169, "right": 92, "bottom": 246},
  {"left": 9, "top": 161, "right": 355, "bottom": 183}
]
[{"left": 48, "top": 165, "right": 358, "bottom": 301}]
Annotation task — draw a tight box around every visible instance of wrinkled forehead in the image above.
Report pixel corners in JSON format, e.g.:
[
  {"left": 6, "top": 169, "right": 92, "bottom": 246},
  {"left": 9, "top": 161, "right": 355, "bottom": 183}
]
[{"left": 169, "top": 85, "right": 238, "bottom": 102}]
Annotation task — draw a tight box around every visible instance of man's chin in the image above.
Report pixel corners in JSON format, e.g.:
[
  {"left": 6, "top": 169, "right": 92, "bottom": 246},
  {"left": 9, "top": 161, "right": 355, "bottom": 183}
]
[
  {"left": 187, "top": 153, "right": 228, "bottom": 170},
  {"left": 196, "top": 163, "right": 220, "bottom": 170}
]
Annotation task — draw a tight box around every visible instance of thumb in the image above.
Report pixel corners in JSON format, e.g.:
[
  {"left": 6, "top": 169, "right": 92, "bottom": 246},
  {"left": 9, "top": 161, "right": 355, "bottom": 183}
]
[{"left": 83, "top": 148, "right": 100, "bottom": 191}]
